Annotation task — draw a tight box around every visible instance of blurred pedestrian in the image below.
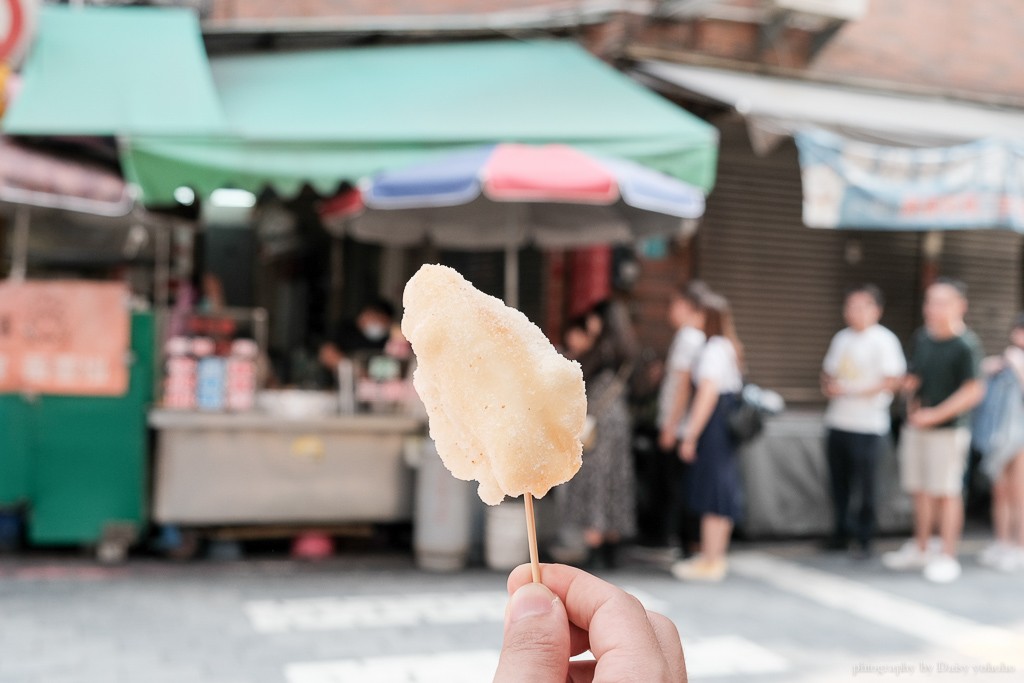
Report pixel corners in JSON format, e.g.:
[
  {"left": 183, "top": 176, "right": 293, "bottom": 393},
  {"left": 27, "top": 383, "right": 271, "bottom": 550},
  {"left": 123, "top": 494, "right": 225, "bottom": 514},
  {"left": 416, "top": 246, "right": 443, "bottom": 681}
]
[
  {"left": 559, "top": 304, "right": 637, "bottom": 569},
  {"left": 657, "top": 281, "right": 708, "bottom": 555},
  {"left": 882, "top": 278, "right": 985, "bottom": 583},
  {"left": 821, "top": 284, "right": 906, "bottom": 558},
  {"left": 976, "top": 313, "right": 1024, "bottom": 572},
  {"left": 671, "top": 292, "right": 744, "bottom": 582}
]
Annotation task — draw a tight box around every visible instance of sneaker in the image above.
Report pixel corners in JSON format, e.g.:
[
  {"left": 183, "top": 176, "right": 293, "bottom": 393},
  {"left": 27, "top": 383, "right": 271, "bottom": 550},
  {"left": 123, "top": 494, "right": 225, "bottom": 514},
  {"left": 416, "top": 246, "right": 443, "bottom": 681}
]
[
  {"left": 849, "top": 542, "right": 873, "bottom": 562},
  {"left": 923, "top": 554, "right": 962, "bottom": 583},
  {"left": 993, "top": 546, "right": 1024, "bottom": 573},
  {"left": 671, "top": 556, "right": 727, "bottom": 582},
  {"left": 979, "top": 541, "right": 1012, "bottom": 568},
  {"left": 882, "top": 539, "right": 933, "bottom": 570}
]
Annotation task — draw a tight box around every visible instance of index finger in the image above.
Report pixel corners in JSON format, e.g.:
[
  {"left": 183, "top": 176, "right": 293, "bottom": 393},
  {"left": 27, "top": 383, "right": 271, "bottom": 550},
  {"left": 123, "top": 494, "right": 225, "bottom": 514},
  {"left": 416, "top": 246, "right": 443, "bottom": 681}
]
[{"left": 508, "top": 564, "right": 668, "bottom": 667}]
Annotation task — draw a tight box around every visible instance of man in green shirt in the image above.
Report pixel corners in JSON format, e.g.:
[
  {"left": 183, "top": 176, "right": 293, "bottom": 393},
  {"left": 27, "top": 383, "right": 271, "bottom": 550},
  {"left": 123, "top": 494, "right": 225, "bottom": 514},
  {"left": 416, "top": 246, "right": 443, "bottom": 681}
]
[{"left": 883, "top": 278, "right": 985, "bottom": 583}]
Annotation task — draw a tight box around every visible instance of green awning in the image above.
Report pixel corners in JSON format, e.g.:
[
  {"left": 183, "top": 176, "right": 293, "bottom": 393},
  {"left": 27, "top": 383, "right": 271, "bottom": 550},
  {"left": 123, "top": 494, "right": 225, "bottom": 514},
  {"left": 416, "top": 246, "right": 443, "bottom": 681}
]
[
  {"left": 121, "top": 40, "right": 718, "bottom": 205},
  {"left": 2, "top": 6, "right": 227, "bottom": 136}
]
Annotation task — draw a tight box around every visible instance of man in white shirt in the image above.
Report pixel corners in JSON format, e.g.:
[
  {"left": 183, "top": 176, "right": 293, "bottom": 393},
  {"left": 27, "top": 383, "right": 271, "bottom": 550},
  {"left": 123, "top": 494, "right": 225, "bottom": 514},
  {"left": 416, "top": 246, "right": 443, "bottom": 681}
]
[
  {"left": 657, "top": 281, "right": 708, "bottom": 554},
  {"left": 821, "top": 284, "right": 907, "bottom": 557}
]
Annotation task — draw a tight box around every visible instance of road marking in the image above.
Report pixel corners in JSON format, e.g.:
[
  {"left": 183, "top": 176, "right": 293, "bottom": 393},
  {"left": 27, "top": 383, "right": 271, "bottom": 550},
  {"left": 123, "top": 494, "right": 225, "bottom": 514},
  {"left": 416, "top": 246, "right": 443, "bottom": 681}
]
[
  {"left": 729, "top": 551, "right": 1024, "bottom": 667},
  {"left": 283, "top": 636, "right": 787, "bottom": 682},
  {"left": 684, "top": 635, "right": 789, "bottom": 677},
  {"left": 245, "top": 592, "right": 508, "bottom": 633},
  {"left": 246, "top": 588, "right": 667, "bottom": 634}
]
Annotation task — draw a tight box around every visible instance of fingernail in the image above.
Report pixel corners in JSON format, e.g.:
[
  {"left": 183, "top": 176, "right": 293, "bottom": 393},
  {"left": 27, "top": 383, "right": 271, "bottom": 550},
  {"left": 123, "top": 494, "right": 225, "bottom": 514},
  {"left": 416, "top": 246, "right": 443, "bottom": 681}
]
[{"left": 509, "top": 583, "right": 556, "bottom": 623}]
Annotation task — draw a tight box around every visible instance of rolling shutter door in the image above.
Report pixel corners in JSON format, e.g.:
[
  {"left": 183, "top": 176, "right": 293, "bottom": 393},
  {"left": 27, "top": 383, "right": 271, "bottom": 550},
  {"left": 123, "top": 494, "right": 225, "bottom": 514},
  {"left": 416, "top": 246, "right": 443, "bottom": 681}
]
[
  {"left": 940, "top": 231, "right": 1024, "bottom": 355},
  {"left": 697, "top": 121, "right": 919, "bottom": 405}
]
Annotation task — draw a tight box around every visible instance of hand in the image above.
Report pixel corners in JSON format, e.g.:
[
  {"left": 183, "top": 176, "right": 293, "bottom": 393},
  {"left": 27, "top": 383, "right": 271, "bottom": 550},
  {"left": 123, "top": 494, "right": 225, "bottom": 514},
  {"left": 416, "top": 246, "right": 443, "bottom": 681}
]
[
  {"left": 908, "top": 407, "right": 941, "bottom": 429},
  {"left": 822, "top": 378, "right": 844, "bottom": 398},
  {"left": 318, "top": 343, "right": 343, "bottom": 369},
  {"left": 494, "top": 563, "right": 687, "bottom": 683},
  {"left": 981, "top": 356, "right": 1005, "bottom": 376},
  {"left": 658, "top": 427, "right": 677, "bottom": 452},
  {"left": 678, "top": 438, "right": 696, "bottom": 463}
]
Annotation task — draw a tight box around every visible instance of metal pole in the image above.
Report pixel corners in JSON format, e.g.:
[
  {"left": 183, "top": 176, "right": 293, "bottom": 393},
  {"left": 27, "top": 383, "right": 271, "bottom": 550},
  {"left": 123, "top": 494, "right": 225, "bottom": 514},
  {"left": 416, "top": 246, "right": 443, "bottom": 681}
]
[
  {"left": 504, "top": 245, "right": 519, "bottom": 309},
  {"left": 328, "top": 236, "right": 345, "bottom": 333},
  {"left": 504, "top": 208, "right": 519, "bottom": 308},
  {"left": 9, "top": 205, "right": 30, "bottom": 282},
  {"left": 154, "top": 222, "right": 171, "bottom": 312}
]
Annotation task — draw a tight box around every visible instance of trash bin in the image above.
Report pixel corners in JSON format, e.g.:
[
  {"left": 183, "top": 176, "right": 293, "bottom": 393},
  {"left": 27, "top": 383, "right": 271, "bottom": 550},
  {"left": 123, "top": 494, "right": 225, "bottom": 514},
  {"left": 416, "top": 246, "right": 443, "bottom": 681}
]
[
  {"left": 485, "top": 500, "right": 530, "bottom": 571},
  {"left": 413, "top": 439, "right": 474, "bottom": 571}
]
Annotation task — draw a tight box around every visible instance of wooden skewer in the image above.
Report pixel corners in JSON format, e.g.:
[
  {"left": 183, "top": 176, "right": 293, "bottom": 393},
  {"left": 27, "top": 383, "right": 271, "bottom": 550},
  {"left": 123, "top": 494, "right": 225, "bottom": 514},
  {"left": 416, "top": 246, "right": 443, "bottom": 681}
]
[{"left": 524, "top": 493, "right": 541, "bottom": 583}]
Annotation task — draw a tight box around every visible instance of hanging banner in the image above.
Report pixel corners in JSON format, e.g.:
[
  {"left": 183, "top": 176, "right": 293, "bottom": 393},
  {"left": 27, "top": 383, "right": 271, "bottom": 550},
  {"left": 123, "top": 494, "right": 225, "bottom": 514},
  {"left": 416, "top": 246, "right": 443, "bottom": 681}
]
[
  {"left": 0, "top": 280, "right": 130, "bottom": 395},
  {"left": 795, "top": 129, "right": 1024, "bottom": 232}
]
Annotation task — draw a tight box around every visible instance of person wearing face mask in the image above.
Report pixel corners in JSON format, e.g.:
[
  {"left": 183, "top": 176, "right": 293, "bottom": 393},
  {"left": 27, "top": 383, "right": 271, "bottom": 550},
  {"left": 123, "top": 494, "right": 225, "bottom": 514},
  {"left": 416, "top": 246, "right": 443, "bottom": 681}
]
[{"left": 317, "top": 298, "right": 396, "bottom": 384}]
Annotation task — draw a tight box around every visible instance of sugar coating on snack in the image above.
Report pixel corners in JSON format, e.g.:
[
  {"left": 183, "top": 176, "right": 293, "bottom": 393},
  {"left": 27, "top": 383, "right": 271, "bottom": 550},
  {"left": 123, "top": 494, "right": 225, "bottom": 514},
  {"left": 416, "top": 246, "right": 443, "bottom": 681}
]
[{"left": 402, "top": 264, "right": 586, "bottom": 505}]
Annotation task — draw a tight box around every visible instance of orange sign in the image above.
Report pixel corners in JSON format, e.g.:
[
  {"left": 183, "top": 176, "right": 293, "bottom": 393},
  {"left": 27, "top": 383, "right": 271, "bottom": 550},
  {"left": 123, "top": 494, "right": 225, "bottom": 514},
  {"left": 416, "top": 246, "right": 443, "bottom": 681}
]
[{"left": 0, "top": 280, "right": 130, "bottom": 396}]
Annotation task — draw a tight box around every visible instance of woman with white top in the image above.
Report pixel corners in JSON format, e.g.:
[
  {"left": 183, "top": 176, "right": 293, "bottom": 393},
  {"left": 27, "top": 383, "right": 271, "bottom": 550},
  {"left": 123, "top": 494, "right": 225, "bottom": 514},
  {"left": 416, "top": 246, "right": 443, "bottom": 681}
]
[{"left": 672, "top": 293, "right": 744, "bottom": 582}]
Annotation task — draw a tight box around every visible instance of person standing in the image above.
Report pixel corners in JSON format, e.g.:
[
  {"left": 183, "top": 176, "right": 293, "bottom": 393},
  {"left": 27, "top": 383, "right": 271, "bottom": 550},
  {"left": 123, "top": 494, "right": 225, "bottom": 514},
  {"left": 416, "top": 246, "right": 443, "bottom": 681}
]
[
  {"left": 560, "top": 308, "right": 637, "bottom": 569},
  {"left": 657, "top": 282, "right": 708, "bottom": 555},
  {"left": 671, "top": 293, "right": 744, "bottom": 582},
  {"left": 883, "top": 278, "right": 985, "bottom": 583},
  {"left": 821, "top": 284, "right": 906, "bottom": 558},
  {"left": 976, "top": 313, "right": 1024, "bottom": 572}
]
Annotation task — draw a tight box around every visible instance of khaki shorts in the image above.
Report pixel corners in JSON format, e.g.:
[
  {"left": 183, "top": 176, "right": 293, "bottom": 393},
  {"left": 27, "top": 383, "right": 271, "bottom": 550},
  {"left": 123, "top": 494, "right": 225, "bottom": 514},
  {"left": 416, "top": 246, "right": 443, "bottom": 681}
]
[{"left": 899, "top": 426, "right": 971, "bottom": 496}]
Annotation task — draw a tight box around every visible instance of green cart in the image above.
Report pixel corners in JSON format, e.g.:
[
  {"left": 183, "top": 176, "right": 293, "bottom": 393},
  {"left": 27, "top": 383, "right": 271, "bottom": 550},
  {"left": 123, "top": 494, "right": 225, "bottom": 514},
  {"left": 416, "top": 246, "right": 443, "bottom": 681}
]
[{"left": 0, "top": 312, "right": 154, "bottom": 561}]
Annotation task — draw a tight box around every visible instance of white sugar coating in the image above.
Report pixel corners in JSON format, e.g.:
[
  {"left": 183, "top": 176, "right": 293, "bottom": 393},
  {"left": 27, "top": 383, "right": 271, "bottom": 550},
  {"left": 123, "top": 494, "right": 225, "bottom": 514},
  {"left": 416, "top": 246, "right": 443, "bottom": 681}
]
[{"left": 402, "top": 264, "right": 586, "bottom": 505}]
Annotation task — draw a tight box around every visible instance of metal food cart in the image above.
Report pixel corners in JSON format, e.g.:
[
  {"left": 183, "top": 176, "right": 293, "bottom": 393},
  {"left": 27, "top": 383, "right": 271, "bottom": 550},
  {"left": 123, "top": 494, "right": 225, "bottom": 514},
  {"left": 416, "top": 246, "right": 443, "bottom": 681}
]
[{"left": 149, "top": 410, "right": 423, "bottom": 526}]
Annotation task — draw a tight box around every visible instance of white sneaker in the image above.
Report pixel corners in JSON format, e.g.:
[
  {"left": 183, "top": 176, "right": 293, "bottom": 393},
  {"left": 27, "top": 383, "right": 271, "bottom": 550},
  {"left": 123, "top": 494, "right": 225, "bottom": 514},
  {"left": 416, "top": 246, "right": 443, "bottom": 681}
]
[
  {"left": 993, "top": 546, "right": 1024, "bottom": 573},
  {"left": 882, "top": 539, "right": 933, "bottom": 570},
  {"left": 924, "top": 554, "right": 962, "bottom": 583},
  {"left": 979, "top": 541, "right": 1012, "bottom": 568}
]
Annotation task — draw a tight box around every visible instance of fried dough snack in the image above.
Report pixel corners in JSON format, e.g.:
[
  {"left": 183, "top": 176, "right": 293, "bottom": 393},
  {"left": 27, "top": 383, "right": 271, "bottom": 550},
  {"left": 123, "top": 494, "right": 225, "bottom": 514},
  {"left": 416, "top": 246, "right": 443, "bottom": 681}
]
[{"left": 402, "top": 264, "right": 586, "bottom": 505}]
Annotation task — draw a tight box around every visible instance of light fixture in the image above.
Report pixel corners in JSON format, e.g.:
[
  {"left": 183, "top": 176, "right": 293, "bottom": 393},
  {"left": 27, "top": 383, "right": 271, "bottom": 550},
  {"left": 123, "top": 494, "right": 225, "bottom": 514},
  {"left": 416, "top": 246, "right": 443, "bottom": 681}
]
[
  {"left": 210, "top": 188, "right": 257, "bottom": 209},
  {"left": 173, "top": 186, "right": 196, "bottom": 206}
]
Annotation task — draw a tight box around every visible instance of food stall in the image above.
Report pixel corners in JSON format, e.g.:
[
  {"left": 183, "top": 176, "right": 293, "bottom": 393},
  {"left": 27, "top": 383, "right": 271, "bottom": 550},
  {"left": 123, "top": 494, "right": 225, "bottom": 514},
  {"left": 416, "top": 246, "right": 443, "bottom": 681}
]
[
  {"left": 147, "top": 304, "right": 427, "bottom": 535},
  {"left": 4, "top": 7, "right": 720, "bottom": 552}
]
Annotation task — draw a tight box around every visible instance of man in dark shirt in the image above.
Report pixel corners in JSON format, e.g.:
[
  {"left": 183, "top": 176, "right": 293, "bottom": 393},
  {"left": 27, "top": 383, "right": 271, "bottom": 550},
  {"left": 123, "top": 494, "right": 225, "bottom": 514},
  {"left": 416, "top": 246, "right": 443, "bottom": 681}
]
[{"left": 883, "top": 278, "right": 985, "bottom": 583}]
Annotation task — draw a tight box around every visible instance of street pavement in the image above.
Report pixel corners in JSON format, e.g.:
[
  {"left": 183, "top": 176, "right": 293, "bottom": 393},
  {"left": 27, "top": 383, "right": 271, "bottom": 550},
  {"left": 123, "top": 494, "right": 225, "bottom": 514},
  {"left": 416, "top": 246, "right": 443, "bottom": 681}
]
[{"left": 0, "top": 537, "right": 1022, "bottom": 683}]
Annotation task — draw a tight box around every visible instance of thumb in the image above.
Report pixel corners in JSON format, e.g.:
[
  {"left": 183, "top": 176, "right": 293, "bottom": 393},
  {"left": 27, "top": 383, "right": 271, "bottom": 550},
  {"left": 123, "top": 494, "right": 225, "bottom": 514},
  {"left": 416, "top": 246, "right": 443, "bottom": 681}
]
[{"left": 493, "top": 582, "right": 570, "bottom": 683}]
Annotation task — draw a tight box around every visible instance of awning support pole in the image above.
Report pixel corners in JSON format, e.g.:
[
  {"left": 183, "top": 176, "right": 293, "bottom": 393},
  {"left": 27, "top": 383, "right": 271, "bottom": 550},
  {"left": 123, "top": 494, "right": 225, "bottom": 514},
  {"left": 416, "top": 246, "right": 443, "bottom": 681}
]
[
  {"left": 504, "top": 208, "right": 519, "bottom": 308},
  {"left": 9, "top": 205, "right": 30, "bottom": 282}
]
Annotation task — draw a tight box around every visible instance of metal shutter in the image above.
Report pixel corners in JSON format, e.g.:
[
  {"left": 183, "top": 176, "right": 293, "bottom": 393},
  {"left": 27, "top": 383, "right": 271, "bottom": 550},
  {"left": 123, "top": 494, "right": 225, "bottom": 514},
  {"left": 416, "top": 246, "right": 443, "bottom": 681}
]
[
  {"left": 940, "top": 231, "right": 1024, "bottom": 355},
  {"left": 697, "top": 121, "right": 920, "bottom": 405}
]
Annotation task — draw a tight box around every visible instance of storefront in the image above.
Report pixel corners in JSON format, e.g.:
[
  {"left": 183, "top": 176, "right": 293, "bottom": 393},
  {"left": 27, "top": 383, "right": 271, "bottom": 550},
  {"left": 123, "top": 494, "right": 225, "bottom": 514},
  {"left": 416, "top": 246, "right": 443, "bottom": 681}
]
[
  {"left": 634, "top": 60, "right": 1024, "bottom": 535},
  {"left": 3, "top": 5, "right": 719, "bottom": 547}
]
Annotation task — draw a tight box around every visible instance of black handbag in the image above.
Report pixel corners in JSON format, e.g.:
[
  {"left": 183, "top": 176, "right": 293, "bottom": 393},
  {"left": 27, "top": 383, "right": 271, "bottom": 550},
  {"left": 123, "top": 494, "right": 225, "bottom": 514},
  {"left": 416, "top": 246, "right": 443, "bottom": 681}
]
[
  {"left": 727, "top": 391, "right": 765, "bottom": 444},
  {"left": 727, "top": 384, "right": 784, "bottom": 445}
]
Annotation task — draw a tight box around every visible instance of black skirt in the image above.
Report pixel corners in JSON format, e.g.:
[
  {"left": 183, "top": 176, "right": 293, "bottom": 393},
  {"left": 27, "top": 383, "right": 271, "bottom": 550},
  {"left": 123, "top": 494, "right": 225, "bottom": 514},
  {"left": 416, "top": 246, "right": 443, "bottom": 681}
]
[{"left": 687, "top": 393, "right": 743, "bottom": 521}]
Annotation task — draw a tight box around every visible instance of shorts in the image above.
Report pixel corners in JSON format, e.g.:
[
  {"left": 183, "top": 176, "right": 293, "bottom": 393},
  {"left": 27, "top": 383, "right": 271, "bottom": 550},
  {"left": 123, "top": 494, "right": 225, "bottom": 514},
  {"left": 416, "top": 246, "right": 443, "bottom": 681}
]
[{"left": 899, "top": 425, "right": 971, "bottom": 496}]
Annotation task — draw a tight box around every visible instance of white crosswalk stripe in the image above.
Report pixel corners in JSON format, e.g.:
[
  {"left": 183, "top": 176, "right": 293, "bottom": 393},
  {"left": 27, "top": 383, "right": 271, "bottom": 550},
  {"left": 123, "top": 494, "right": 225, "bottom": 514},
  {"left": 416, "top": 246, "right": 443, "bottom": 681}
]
[
  {"left": 245, "top": 588, "right": 668, "bottom": 633},
  {"left": 283, "top": 636, "right": 788, "bottom": 682},
  {"left": 729, "top": 551, "right": 1024, "bottom": 668}
]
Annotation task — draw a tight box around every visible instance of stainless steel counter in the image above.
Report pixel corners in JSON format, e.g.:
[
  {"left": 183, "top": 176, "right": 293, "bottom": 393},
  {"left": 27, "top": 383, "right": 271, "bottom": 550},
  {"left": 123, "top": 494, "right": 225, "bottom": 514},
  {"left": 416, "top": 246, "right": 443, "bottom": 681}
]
[
  {"left": 149, "top": 409, "right": 426, "bottom": 526},
  {"left": 149, "top": 409, "right": 423, "bottom": 434}
]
